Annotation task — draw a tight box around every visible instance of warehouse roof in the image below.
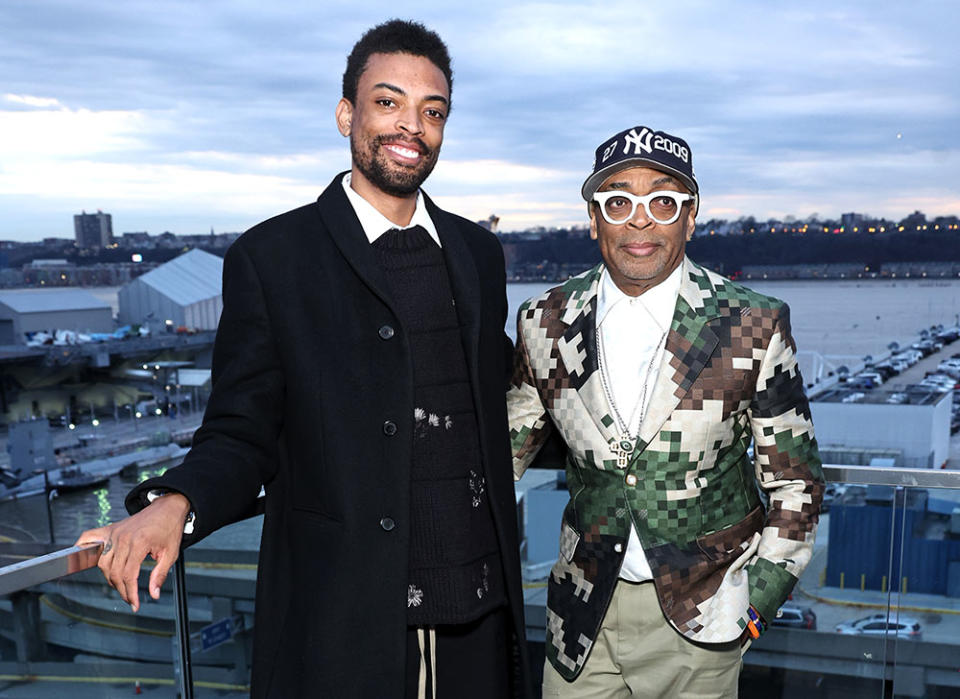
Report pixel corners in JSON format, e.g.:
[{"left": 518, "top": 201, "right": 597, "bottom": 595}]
[
  {"left": 134, "top": 249, "right": 223, "bottom": 306},
  {"left": 0, "top": 289, "right": 111, "bottom": 314}
]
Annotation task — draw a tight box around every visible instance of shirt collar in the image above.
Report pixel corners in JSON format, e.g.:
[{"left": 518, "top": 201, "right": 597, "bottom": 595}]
[
  {"left": 341, "top": 172, "right": 441, "bottom": 247},
  {"left": 597, "top": 262, "right": 682, "bottom": 331}
]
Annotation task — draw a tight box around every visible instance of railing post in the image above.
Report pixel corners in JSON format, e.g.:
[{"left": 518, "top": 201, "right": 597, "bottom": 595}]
[
  {"left": 11, "top": 591, "right": 45, "bottom": 663},
  {"left": 172, "top": 557, "right": 194, "bottom": 699}
]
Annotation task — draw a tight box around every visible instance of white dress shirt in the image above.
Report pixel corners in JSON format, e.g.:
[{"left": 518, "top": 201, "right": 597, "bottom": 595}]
[
  {"left": 596, "top": 263, "right": 682, "bottom": 581},
  {"left": 341, "top": 172, "right": 440, "bottom": 246}
]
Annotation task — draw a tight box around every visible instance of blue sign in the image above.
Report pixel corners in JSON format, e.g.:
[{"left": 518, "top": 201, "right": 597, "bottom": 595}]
[{"left": 197, "top": 615, "right": 241, "bottom": 652}]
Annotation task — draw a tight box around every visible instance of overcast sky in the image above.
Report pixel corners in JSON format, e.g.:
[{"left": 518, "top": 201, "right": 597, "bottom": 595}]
[{"left": 1, "top": 0, "right": 957, "bottom": 240}]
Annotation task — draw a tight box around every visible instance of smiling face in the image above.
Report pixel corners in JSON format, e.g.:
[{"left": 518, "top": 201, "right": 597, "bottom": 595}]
[
  {"left": 336, "top": 52, "right": 449, "bottom": 203},
  {"left": 589, "top": 166, "right": 696, "bottom": 296}
]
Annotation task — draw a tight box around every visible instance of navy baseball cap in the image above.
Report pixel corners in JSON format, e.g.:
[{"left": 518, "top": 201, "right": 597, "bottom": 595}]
[{"left": 581, "top": 125, "right": 698, "bottom": 207}]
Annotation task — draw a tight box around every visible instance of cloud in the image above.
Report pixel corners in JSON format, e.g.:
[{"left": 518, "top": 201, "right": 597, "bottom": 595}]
[
  {"left": 0, "top": 101, "right": 149, "bottom": 157},
  {"left": 0, "top": 0, "right": 957, "bottom": 239},
  {"left": 4, "top": 94, "right": 63, "bottom": 108}
]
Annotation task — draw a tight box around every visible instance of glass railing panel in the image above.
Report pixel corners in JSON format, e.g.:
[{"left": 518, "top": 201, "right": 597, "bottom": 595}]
[
  {"left": 175, "top": 513, "right": 263, "bottom": 697},
  {"left": 741, "top": 469, "right": 960, "bottom": 699},
  {"left": 741, "top": 482, "right": 892, "bottom": 697},
  {"left": 0, "top": 454, "right": 216, "bottom": 697},
  {"left": 0, "top": 547, "right": 182, "bottom": 697},
  {"left": 886, "top": 484, "right": 960, "bottom": 698},
  {"left": 6, "top": 460, "right": 956, "bottom": 697},
  {"left": 518, "top": 465, "right": 960, "bottom": 698}
]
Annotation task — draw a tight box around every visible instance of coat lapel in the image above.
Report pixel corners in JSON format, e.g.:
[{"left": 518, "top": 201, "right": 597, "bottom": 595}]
[
  {"left": 638, "top": 258, "right": 721, "bottom": 446},
  {"left": 425, "top": 197, "right": 482, "bottom": 374},
  {"left": 315, "top": 173, "right": 398, "bottom": 314}
]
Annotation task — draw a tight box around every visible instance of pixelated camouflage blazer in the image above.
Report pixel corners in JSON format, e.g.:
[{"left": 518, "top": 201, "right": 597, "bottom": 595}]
[{"left": 509, "top": 258, "right": 824, "bottom": 680}]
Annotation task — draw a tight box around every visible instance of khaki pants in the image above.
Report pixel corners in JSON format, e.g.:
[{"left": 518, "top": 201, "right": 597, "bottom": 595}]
[{"left": 543, "top": 580, "right": 741, "bottom": 698}]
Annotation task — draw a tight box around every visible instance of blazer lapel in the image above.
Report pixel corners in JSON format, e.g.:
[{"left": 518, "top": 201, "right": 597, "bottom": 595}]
[
  {"left": 638, "top": 258, "right": 720, "bottom": 447},
  {"left": 315, "top": 173, "right": 398, "bottom": 313},
  {"left": 554, "top": 266, "right": 625, "bottom": 448}
]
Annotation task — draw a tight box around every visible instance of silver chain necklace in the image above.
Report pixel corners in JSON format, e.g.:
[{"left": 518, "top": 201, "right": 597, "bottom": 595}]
[{"left": 596, "top": 323, "right": 668, "bottom": 466}]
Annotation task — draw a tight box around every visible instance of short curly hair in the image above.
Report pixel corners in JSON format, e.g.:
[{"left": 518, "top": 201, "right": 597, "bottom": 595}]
[{"left": 342, "top": 19, "right": 453, "bottom": 106}]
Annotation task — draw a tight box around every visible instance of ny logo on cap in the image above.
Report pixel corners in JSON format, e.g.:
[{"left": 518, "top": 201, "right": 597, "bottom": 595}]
[{"left": 624, "top": 127, "right": 653, "bottom": 156}]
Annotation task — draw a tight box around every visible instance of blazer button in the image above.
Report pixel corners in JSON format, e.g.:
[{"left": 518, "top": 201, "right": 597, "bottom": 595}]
[
  {"left": 625, "top": 474, "right": 638, "bottom": 487},
  {"left": 378, "top": 325, "right": 395, "bottom": 340},
  {"left": 383, "top": 420, "right": 397, "bottom": 436},
  {"left": 380, "top": 517, "right": 396, "bottom": 531}
]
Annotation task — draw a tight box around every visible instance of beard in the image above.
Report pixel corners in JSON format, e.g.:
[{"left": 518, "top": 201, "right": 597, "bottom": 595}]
[{"left": 350, "top": 132, "right": 440, "bottom": 197}]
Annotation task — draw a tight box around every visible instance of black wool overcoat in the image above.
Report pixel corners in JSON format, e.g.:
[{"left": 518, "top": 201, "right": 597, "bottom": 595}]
[{"left": 128, "top": 174, "right": 532, "bottom": 698}]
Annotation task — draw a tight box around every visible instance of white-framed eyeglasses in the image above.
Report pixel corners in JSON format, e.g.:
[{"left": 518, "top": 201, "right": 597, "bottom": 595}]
[{"left": 591, "top": 190, "right": 696, "bottom": 225}]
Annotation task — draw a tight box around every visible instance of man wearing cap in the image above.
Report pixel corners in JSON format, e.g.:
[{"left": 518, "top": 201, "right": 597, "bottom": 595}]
[{"left": 508, "top": 125, "right": 823, "bottom": 697}]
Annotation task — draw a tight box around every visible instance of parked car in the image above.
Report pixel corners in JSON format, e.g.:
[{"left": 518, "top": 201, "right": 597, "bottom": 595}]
[
  {"left": 870, "top": 363, "right": 899, "bottom": 379},
  {"left": 835, "top": 614, "right": 922, "bottom": 640},
  {"left": 888, "top": 358, "right": 911, "bottom": 372},
  {"left": 894, "top": 350, "right": 921, "bottom": 366},
  {"left": 920, "top": 374, "right": 958, "bottom": 391},
  {"left": 936, "top": 327, "right": 960, "bottom": 343},
  {"left": 772, "top": 605, "right": 817, "bottom": 630},
  {"left": 855, "top": 371, "right": 884, "bottom": 385},
  {"left": 937, "top": 360, "right": 960, "bottom": 378}
]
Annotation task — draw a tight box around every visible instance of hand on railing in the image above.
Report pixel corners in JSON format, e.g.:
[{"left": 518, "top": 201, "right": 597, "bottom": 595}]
[{"left": 74, "top": 493, "right": 191, "bottom": 612}]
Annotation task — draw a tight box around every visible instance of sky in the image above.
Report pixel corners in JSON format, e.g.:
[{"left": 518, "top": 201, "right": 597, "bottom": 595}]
[{"left": 1, "top": 0, "right": 958, "bottom": 240}]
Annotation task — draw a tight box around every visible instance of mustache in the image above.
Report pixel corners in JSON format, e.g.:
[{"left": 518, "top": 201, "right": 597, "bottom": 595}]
[{"left": 375, "top": 133, "right": 432, "bottom": 158}]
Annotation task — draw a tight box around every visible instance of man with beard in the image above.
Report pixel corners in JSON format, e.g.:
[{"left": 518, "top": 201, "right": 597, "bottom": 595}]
[
  {"left": 509, "top": 125, "right": 823, "bottom": 697},
  {"left": 76, "top": 20, "right": 530, "bottom": 699}
]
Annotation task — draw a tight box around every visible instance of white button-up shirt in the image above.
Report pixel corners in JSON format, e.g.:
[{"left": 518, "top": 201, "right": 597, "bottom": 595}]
[
  {"left": 341, "top": 172, "right": 440, "bottom": 246},
  {"left": 596, "top": 263, "right": 682, "bottom": 581}
]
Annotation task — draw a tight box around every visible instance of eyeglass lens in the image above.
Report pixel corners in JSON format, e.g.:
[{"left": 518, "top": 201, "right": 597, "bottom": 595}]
[{"left": 603, "top": 193, "right": 680, "bottom": 224}]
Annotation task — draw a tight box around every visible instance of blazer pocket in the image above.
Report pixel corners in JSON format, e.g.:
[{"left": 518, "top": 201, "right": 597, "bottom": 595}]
[
  {"left": 696, "top": 505, "right": 764, "bottom": 561},
  {"left": 558, "top": 520, "right": 581, "bottom": 563}
]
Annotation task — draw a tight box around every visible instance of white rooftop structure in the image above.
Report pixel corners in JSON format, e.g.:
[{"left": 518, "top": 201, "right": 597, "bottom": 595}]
[
  {"left": 0, "top": 289, "right": 113, "bottom": 343},
  {"left": 0, "top": 289, "right": 110, "bottom": 314},
  {"left": 118, "top": 249, "right": 224, "bottom": 330}
]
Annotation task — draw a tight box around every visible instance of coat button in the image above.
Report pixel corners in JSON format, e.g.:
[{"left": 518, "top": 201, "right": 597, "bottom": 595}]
[
  {"left": 626, "top": 474, "right": 638, "bottom": 486},
  {"left": 383, "top": 420, "right": 397, "bottom": 436},
  {"left": 380, "top": 517, "right": 396, "bottom": 531},
  {"left": 378, "top": 325, "right": 395, "bottom": 340},
  {"left": 614, "top": 543, "right": 623, "bottom": 553}
]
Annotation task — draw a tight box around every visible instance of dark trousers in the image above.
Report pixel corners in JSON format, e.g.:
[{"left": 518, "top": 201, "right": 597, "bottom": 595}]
[{"left": 404, "top": 607, "right": 511, "bottom": 699}]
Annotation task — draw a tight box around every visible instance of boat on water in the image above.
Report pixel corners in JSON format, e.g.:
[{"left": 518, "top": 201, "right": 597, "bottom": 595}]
[{"left": 49, "top": 466, "right": 109, "bottom": 493}]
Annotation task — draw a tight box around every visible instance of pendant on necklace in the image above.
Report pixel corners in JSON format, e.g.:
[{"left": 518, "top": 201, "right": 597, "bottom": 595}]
[{"left": 613, "top": 436, "right": 634, "bottom": 468}]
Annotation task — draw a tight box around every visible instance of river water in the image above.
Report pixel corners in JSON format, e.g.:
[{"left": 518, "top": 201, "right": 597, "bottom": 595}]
[
  {"left": 508, "top": 278, "right": 960, "bottom": 382},
  {"left": 3, "top": 278, "right": 959, "bottom": 546}
]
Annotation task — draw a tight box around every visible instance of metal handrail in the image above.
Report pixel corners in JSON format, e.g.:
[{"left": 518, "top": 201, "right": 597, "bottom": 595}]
[
  {"left": 0, "top": 542, "right": 102, "bottom": 596},
  {"left": 821, "top": 464, "right": 960, "bottom": 489}
]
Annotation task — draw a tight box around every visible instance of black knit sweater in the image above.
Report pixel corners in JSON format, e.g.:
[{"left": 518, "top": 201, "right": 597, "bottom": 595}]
[{"left": 372, "top": 225, "right": 505, "bottom": 625}]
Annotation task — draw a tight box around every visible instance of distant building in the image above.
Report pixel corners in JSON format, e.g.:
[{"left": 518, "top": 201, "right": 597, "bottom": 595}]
[
  {"left": 810, "top": 388, "right": 951, "bottom": 468},
  {"left": 0, "top": 289, "right": 114, "bottom": 344},
  {"left": 840, "top": 212, "right": 864, "bottom": 233},
  {"left": 118, "top": 248, "right": 223, "bottom": 331},
  {"left": 476, "top": 215, "right": 500, "bottom": 233},
  {"left": 120, "top": 232, "right": 153, "bottom": 249},
  {"left": 74, "top": 210, "right": 113, "bottom": 249}
]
